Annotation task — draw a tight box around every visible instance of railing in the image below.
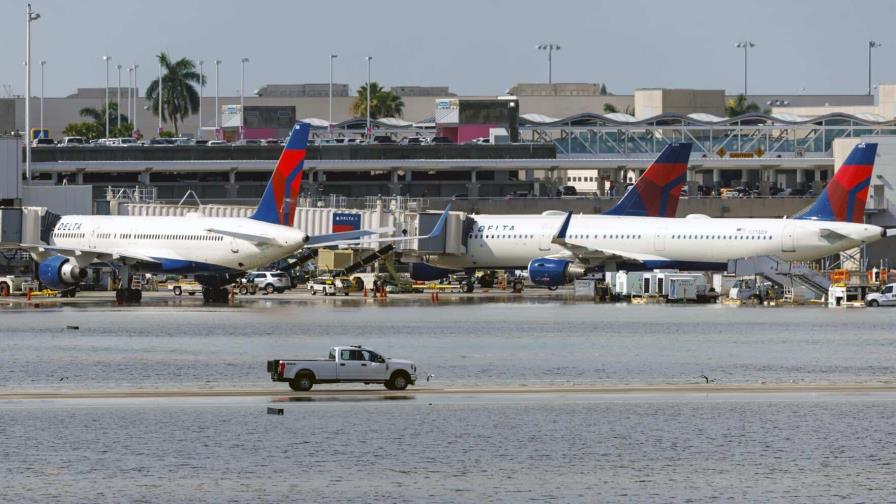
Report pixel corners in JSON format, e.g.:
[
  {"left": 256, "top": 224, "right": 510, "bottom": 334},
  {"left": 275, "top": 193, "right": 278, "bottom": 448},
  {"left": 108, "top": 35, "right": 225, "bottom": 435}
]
[{"left": 105, "top": 186, "right": 157, "bottom": 203}]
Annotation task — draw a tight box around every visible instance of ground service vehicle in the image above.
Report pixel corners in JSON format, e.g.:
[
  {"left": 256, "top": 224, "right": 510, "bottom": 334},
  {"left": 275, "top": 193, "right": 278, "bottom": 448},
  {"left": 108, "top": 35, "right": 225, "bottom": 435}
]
[
  {"left": 267, "top": 346, "right": 418, "bottom": 391},
  {"left": 245, "top": 271, "right": 291, "bottom": 294},
  {"left": 866, "top": 283, "right": 896, "bottom": 307},
  {"left": 307, "top": 277, "right": 349, "bottom": 296}
]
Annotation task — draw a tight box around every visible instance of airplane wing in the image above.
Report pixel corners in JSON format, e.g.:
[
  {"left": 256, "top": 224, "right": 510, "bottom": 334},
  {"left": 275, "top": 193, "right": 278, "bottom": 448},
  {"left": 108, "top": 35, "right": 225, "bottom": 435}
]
[
  {"left": 204, "top": 228, "right": 281, "bottom": 246},
  {"left": 306, "top": 205, "right": 452, "bottom": 248},
  {"left": 547, "top": 212, "right": 646, "bottom": 266},
  {"left": 19, "top": 244, "right": 160, "bottom": 264}
]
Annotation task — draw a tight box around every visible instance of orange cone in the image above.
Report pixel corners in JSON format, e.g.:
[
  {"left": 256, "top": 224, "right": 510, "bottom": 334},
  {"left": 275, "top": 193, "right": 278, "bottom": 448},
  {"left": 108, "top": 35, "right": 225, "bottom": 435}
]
[{"left": 26, "top": 288, "right": 31, "bottom": 301}]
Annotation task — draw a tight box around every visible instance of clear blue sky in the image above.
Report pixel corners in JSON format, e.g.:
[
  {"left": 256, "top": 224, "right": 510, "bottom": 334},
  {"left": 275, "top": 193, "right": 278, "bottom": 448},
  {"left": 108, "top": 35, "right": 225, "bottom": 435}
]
[{"left": 3, "top": 0, "right": 894, "bottom": 97}]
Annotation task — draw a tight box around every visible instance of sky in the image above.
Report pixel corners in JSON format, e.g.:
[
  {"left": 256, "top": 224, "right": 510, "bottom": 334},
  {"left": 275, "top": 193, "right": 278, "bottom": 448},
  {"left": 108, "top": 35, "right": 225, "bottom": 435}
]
[{"left": 2, "top": 0, "right": 895, "bottom": 98}]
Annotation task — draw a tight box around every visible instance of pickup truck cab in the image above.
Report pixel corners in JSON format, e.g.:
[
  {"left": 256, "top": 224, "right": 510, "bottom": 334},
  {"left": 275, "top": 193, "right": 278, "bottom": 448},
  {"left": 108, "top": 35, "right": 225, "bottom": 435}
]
[
  {"left": 866, "top": 283, "right": 896, "bottom": 307},
  {"left": 268, "top": 346, "right": 418, "bottom": 391}
]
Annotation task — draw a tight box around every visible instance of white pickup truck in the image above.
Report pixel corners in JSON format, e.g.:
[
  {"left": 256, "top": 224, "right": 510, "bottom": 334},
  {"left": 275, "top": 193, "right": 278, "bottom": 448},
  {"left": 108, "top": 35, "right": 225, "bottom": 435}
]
[{"left": 267, "top": 346, "right": 418, "bottom": 391}]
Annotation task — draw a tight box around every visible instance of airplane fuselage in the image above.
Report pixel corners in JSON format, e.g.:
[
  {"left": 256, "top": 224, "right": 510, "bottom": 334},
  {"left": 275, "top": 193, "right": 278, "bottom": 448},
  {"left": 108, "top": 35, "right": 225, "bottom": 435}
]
[
  {"left": 48, "top": 214, "right": 309, "bottom": 273},
  {"left": 424, "top": 214, "right": 884, "bottom": 271}
]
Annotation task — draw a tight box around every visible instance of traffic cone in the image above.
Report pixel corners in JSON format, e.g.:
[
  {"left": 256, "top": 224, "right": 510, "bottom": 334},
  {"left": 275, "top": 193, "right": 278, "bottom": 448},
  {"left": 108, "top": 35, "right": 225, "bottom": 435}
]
[
  {"left": 230, "top": 286, "right": 235, "bottom": 304},
  {"left": 363, "top": 287, "right": 368, "bottom": 298},
  {"left": 26, "top": 288, "right": 31, "bottom": 301}
]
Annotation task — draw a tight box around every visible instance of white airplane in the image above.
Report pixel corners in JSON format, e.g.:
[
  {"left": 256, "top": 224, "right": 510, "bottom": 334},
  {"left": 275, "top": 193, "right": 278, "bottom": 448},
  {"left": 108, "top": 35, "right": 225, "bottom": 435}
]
[
  {"left": 412, "top": 143, "right": 892, "bottom": 289},
  {"left": 23, "top": 123, "right": 449, "bottom": 303}
]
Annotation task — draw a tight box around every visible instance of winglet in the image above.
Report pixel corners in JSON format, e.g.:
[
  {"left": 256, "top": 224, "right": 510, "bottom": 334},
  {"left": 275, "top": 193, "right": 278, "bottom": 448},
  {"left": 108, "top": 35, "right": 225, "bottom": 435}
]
[
  {"left": 554, "top": 211, "right": 573, "bottom": 240},
  {"left": 422, "top": 204, "right": 452, "bottom": 239}
]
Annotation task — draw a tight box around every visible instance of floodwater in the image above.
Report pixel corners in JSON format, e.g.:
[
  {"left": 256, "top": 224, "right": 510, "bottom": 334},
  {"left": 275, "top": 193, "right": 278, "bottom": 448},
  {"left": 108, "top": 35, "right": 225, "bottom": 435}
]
[
  {"left": 1, "top": 299, "right": 895, "bottom": 391},
  {"left": 2, "top": 393, "right": 896, "bottom": 502},
  {"left": 2, "top": 298, "right": 896, "bottom": 502}
]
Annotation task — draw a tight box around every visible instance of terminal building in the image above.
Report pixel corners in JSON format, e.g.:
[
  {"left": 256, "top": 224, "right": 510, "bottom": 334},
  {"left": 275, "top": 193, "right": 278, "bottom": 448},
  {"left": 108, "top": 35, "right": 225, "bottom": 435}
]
[{"left": 2, "top": 83, "right": 896, "bottom": 266}]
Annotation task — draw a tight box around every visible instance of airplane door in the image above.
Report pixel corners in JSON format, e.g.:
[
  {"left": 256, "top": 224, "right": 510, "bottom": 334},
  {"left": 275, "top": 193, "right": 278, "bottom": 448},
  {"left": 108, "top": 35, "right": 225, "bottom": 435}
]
[
  {"left": 654, "top": 227, "right": 666, "bottom": 252},
  {"left": 89, "top": 228, "right": 97, "bottom": 250},
  {"left": 230, "top": 237, "right": 239, "bottom": 254},
  {"left": 781, "top": 224, "right": 796, "bottom": 253}
]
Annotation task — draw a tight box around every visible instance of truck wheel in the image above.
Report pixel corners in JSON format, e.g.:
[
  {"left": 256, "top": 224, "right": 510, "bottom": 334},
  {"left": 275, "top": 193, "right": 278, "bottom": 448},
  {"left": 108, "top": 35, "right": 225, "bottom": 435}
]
[
  {"left": 869, "top": 299, "right": 880, "bottom": 307},
  {"left": 388, "top": 372, "right": 410, "bottom": 391},
  {"left": 512, "top": 280, "right": 524, "bottom": 293},
  {"left": 173, "top": 286, "right": 182, "bottom": 296},
  {"left": 239, "top": 286, "right": 248, "bottom": 295},
  {"left": 289, "top": 374, "right": 314, "bottom": 392},
  {"left": 462, "top": 281, "right": 474, "bottom": 294},
  {"left": 265, "top": 284, "right": 275, "bottom": 294},
  {"left": 311, "top": 289, "right": 317, "bottom": 295}
]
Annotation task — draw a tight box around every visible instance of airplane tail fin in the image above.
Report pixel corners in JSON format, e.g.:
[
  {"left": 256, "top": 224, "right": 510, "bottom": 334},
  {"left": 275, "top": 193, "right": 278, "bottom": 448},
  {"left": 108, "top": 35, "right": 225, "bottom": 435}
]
[
  {"left": 603, "top": 142, "right": 692, "bottom": 217},
  {"left": 250, "top": 122, "right": 310, "bottom": 226},
  {"left": 794, "top": 142, "right": 877, "bottom": 223}
]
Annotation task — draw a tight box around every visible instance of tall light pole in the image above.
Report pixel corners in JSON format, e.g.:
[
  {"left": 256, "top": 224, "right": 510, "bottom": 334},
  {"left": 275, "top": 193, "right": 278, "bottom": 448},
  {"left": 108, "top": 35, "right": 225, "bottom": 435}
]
[
  {"left": 102, "top": 56, "right": 111, "bottom": 138},
  {"left": 365, "top": 56, "right": 372, "bottom": 138},
  {"left": 198, "top": 59, "right": 204, "bottom": 139},
  {"left": 116, "top": 64, "right": 122, "bottom": 130},
  {"left": 214, "top": 60, "right": 221, "bottom": 133},
  {"left": 536, "top": 43, "right": 560, "bottom": 85},
  {"left": 127, "top": 65, "right": 133, "bottom": 132},
  {"left": 40, "top": 60, "right": 46, "bottom": 135},
  {"left": 240, "top": 57, "right": 249, "bottom": 140},
  {"left": 133, "top": 64, "right": 139, "bottom": 135},
  {"left": 329, "top": 54, "right": 338, "bottom": 133},
  {"left": 158, "top": 60, "right": 163, "bottom": 135},
  {"left": 25, "top": 3, "right": 40, "bottom": 181},
  {"left": 868, "top": 41, "right": 882, "bottom": 96},
  {"left": 735, "top": 41, "right": 755, "bottom": 96}
]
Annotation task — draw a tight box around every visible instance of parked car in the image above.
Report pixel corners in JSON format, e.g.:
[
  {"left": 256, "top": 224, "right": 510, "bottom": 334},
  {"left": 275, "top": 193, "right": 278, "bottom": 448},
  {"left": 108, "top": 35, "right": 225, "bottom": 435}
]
[
  {"left": 429, "top": 136, "right": 453, "bottom": 144},
  {"left": 206, "top": 140, "right": 228, "bottom": 146},
  {"left": 399, "top": 137, "right": 425, "bottom": 145},
  {"left": 372, "top": 135, "right": 396, "bottom": 144},
  {"left": 267, "top": 345, "right": 418, "bottom": 391},
  {"left": 32, "top": 138, "right": 56, "bottom": 147},
  {"left": 866, "top": 283, "right": 896, "bottom": 306},
  {"left": 107, "top": 138, "right": 139, "bottom": 147},
  {"left": 57, "top": 136, "right": 85, "bottom": 147},
  {"left": 245, "top": 271, "right": 291, "bottom": 294},
  {"left": 234, "top": 139, "right": 262, "bottom": 146}
]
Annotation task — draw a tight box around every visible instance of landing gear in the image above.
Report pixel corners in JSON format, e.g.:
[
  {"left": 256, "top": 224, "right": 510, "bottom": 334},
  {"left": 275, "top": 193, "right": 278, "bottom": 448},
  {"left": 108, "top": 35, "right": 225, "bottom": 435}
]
[
  {"left": 59, "top": 287, "right": 78, "bottom": 298},
  {"left": 461, "top": 280, "right": 475, "bottom": 294},
  {"left": 202, "top": 287, "right": 230, "bottom": 303},
  {"left": 115, "top": 288, "right": 142, "bottom": 303}
]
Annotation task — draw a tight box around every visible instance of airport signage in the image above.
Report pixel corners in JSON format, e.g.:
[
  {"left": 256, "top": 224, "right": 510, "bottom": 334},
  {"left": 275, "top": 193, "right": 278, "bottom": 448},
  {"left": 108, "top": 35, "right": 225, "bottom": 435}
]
[{"left": 332, "top": 212, "right": 361, "bottom": 232}]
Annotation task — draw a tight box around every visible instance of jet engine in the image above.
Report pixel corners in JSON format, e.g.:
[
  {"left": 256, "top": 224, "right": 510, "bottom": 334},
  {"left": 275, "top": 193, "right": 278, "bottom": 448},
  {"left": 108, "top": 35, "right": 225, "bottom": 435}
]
[
  {"left": 527, "top": 257, "right": 585, "bottom": 287},
  {"left": 37, "top": 256, "right": 86, "bottom": 290},
  {"left": 408, "top": 262, "right": 458, "bottom": 282}
]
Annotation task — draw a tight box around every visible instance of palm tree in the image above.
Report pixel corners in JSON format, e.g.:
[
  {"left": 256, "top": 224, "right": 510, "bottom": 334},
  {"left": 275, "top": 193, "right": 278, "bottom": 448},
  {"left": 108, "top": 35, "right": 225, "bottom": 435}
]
[
  {"left": 144, "top": 52, "right": 205, "bottom": 136},
  {"left": 726, "top": 94, "right": 761, "bottom": 117},
  {"left": 79, "top": 102, "right": 128, "bottom": 132},
  {"left": 602, "top": 103, "right": 618, "bottom": 114},
  {"left": 352, "top": 82, "right": 405, "bottom": 119}
]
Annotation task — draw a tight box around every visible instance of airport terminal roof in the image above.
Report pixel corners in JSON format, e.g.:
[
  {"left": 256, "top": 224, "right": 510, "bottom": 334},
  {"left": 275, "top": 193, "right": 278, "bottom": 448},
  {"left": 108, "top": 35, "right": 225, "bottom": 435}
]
[{"left": 517, "top": 111, "right": 896, "bottom": 127}]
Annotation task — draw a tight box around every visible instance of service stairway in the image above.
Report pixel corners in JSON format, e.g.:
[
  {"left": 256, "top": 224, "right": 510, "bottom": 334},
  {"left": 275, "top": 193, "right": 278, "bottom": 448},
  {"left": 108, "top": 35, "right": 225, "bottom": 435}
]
[{"left": 727, "top": 255, "right": 831, "bottom": 302}]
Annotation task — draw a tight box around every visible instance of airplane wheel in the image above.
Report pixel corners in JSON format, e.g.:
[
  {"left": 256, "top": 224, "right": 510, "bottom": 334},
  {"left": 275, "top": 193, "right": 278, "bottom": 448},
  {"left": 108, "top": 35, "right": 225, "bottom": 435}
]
[{"left": 547, "top": 286, "right": 559, "bottom": 291}]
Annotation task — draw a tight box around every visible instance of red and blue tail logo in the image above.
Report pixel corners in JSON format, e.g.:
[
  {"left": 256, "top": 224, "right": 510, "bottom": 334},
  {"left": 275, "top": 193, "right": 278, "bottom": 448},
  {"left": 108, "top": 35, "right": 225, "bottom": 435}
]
[
  {"left": 250, "top": 122, "right": 310, "bottom": 226},
  {"left": 795, "top": 142, "right": 876, "bottom": 223},
  {"left": 603, "top": 142, "right": 692, "bottom": 217}
]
